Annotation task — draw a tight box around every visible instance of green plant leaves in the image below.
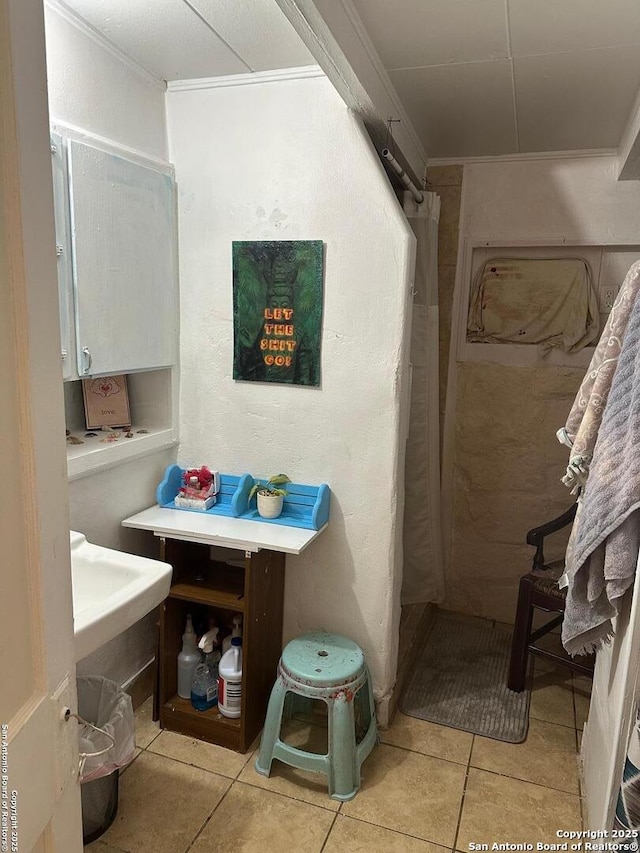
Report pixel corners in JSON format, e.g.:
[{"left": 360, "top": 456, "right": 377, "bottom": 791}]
[{"left": 268, "top": 474, "right": 290, "bottom": 487}]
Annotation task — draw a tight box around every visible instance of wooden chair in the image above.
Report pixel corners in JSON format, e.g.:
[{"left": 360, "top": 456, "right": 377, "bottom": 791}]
[{"left": 508, "top": 503, "right": 595, "bottom": 692}]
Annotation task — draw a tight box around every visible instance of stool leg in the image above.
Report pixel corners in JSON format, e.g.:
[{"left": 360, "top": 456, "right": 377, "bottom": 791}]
[
  {"left": 328, "top": 692, "right": 358, "bottom": 802},
  {"left": 508, "top": 576, "right": 535, "bottom": 693},
  {"left": 255, "top": 678, "right": 288, "bottom": 777}
]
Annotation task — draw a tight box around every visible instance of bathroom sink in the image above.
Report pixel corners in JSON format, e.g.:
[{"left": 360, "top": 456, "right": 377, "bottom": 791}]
[{"left": 70, "top": 530, "right": 172, "bottom": 661}]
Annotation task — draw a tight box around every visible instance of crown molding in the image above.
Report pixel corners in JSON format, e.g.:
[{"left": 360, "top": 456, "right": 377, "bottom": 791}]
[
  {"left": 167, "top": 65, "right": 324, "bottom": 92},
  {"left": 44, "top": 0, "right": 166, "bottom": 91},
  {"left": 428, "top": 148, "right": 618, "bottom": 167}
]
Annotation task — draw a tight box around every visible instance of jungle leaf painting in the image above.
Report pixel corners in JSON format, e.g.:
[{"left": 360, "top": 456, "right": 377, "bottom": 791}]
[{"left": 232, "top": 240, "right": 324, "bottom": 386}]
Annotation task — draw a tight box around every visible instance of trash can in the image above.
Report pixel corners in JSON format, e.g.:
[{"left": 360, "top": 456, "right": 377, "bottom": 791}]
[{"left": 76, "top": 676, "right": 135, "bottom": 844}]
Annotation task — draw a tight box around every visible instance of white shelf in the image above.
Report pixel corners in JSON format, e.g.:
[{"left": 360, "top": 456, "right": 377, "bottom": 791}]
[
  {"left": 64, "top": 367, "right": 177, "bottom": 481},
  {"left": 67, "top": 427, "right": 177, "bottom": 481},
  {"left": 122, "top": 505, "right": 327, "bottom": 555}
]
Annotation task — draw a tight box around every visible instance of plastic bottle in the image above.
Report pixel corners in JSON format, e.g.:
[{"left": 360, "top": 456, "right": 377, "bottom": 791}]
[
  {"left": 177, "top": 613, "right": 200, "bottom": 699},
  {"left": 218, "top": 637, "right": 242, "bottom": 719},
  {"left": 190, "top": 628, "right": 221, "bottom": 711},
  {"left": 222, "top": 614, "right": 243, "bottom": 654}
]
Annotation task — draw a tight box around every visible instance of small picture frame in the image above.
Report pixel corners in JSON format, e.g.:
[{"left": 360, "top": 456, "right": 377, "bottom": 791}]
[{"left": 82, "top": 374, "right": 131, "bottom": 429}]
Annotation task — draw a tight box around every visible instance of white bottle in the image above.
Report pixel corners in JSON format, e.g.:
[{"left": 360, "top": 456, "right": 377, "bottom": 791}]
[
  {"left": 222, "top": 614, "right": 243, "bottom": 654},
  {"left": 177, "top": 614, "right": 200, "bottom": 699},
  {"left": 218, "top": 637, "right": 242, "bottom": 718}
]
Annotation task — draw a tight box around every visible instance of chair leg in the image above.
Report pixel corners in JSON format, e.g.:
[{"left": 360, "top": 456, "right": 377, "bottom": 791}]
[{"left": 508, "top": 577, "right": 535, "bottom": 692}]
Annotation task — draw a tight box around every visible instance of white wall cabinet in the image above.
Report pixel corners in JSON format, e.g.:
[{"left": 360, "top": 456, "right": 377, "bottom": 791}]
[
  {"left": 51, "top": 134, "right": 178, "bottom": 380},
  {"left": 67, "top": 139, "right": 178, "bottom": 377},
  {"left": 50, "top": 132, "right": 74, "bottom": 379},
  {"left": 51, "top": 132, "right": 179, "bottom": 478}
]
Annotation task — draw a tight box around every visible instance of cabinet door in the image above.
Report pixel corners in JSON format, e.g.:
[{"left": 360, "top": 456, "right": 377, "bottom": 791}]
[
  {"left": 50, "top": 133, "right": 74, "bottom": 379},
  {"left": 68, "top": 140, "right": 178, "bottom": 376}
]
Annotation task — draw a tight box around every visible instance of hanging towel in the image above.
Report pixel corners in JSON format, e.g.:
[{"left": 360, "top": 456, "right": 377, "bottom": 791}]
[
  {"left": 559, "top": 260, "right": 640, "bottom": 492},
  {"left": 560, "top": 264, "right": 640, "bottom": 656}
]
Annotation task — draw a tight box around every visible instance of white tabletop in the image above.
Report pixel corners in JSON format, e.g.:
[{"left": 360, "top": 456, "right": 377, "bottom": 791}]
[{"left": 122, "top": 505, "right": 327, "bottom": 554}]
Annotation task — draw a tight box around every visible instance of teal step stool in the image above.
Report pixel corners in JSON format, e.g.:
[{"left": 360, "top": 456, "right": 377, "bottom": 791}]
[{"left": 255, "top": 632, "right": 378, "bottom": 802}]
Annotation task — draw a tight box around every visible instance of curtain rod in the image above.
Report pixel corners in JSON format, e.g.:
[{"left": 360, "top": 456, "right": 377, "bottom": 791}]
[{"left": 381, "top": 148, "right": 424, "bottom": 204}]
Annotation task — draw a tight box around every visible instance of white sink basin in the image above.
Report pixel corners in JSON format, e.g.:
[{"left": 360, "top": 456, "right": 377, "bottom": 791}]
[{"left": 70, "top": 530, "right": 172, "bottom": 661}]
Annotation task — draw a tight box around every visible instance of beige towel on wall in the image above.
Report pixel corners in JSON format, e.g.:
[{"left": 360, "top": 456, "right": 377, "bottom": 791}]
[{"left": 467, "top": 257, "right": 600, "bottom": 352}]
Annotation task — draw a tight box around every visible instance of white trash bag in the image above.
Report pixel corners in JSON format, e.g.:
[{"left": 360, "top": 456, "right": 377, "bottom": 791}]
[{"left": 76, "top": 676, "right": 135, "bottom": 783}]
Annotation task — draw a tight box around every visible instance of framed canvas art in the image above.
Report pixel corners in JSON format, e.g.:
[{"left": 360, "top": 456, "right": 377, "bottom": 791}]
[
  {"left": 232, "top": 240, "right": 324, "bottom": 387},
  {"left": 82, "top": 374, "right": 131, "bottom": 429}
]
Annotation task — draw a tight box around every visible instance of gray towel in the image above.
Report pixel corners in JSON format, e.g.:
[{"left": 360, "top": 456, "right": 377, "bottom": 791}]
[{"left": 563, "top": 284, "right": 640, "bottom": 656}]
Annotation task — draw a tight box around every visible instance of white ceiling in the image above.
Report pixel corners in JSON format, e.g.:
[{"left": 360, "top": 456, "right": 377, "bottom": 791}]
[
  {"left": 60, "top": 0, "right": 314, "bottom": 80},
  {"left": 57, "top": 0, "right": 640, "bottom": 160},
  {"left": 352, "top": 0, "right": 640, "bottom": 158}
]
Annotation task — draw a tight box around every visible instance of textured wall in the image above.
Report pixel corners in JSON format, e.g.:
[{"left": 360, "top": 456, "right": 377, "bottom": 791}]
[
  {"left": 166, "top": 74, "right": 414, "bottom": 704},
  {"left": 44, "top": 3, "right": 167, "bottom": 160},
  {"left": 445, "top": 362, "right": 583, "bottom": 622}
]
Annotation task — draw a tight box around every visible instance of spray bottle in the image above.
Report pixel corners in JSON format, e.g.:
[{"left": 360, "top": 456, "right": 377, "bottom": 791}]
[
  {"left": 222, "top": 614, "right": 243, "bottom": 654},
  {"left": 190, "top": 627, "right": 221, "bottom": 711},
  {"left": 177, "top": 613, "right": 200, "bottom": 699}
]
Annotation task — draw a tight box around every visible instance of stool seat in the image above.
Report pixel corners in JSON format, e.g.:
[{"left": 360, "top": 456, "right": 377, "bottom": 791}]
[
  {"left": 256, "top": 632, "right": 378, "bottom": 802},
  {"left": 281, "top": 632, "right": 365, "bottom": 686}
]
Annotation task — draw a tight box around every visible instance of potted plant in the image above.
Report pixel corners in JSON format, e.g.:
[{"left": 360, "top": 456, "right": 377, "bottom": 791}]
[{"left": 248, "top": 474, "right": 291, "bottom": 519}]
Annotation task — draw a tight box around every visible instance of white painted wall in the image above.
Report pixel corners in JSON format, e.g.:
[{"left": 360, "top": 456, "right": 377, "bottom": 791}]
[
  {"left": 166, "top": 73, "right": 415, "bottom": 706},
  {"left": 44, "top": 1, "right": 175, "bottom": 687},
  {"left": 461, "top": 154, "right": 640, "bottom": 243},
  {"left": 44, "top": 1, "right": 168, "bottom": 161}
]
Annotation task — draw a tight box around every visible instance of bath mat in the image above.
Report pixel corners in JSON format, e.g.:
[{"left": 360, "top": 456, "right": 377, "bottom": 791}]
[{"left": 400, "top": 611, "right": 532, "bottom": 743}]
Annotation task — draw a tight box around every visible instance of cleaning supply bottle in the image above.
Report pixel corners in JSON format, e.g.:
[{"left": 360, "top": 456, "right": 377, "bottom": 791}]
[
  {"left": 222, "top": 614, "right": 243, "bottom": 654},
  {"left": 190, "top": 627, "right": 221, "bottom": 711},
  {"left": 177, "top": 613, "right": 200, "bottom": 699},
  {"left": 218, "top": 637, "right": 242, "bottom": 718}
]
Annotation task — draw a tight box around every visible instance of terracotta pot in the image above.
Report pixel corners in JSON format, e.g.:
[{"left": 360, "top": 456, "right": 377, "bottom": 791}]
[{"left": 256, "top": 491, "right": 284, "bottom": 519}]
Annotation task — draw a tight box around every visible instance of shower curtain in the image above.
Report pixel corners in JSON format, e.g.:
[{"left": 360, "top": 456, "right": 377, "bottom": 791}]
[{"left": 401, "top": 190, "right": 445, "bottom": 605}]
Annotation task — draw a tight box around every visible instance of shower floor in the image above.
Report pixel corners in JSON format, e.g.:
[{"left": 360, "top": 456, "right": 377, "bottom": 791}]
[{"left": 400, "top": 610, "right": 532, "bottom": 743}]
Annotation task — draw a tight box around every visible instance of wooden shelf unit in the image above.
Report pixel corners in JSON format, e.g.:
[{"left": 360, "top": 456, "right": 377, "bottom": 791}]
[
  {"left": 122, "top": 504, "right": 327, "bottom": 754},
  {"left": 158, "top": 537, "right": 285, "bottom": 753}
]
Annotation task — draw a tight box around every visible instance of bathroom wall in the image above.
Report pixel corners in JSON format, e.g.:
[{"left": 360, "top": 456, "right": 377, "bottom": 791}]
[
  {"left": 443, "top": 154, "right": 640, "bottom": 623},
  {"left": 44, "top": 2, "right": 176, "bottom": 685},
  {"left": 166, "top": 73, "right": 415, "bottom": 710},
  {"left": 44, "top": 1, "right": 167, "bottom": 160}
]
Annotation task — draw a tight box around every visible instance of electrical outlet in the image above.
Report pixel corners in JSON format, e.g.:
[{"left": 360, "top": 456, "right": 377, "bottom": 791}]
[{"left": 601, "top": 286, "right": 618, "bottom": 312}]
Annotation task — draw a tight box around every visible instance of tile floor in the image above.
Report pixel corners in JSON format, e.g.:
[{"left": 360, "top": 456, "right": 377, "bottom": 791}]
[{"left": 86, "top": 659, "right": 589, "bottom": 853}]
